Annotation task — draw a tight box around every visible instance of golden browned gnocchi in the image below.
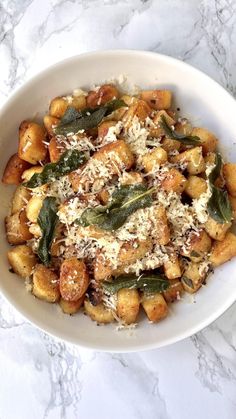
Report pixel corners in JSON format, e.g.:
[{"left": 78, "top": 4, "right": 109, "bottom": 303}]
[
  {"left": 2, "top": 82, "right": 236, "bottom": 328},
  {"left": 18, "top": 121, "right": 47, "bottom": 164}
]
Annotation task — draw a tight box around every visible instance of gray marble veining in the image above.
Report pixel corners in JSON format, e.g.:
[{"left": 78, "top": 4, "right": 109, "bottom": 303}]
[{"left": 1, "top": 1, "right": 236, "bottom": 418}]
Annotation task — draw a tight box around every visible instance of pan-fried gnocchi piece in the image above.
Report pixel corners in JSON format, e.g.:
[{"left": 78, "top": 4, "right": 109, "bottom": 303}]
[
  {"left": 181, "top": 230, "right": 212, "bottom": 262},
  {"left": 98, "top": 120, "right": 117, "bottom": 140},
  {"left": 8, "top": 245, "right": 37, "bottom": 278},
  {"left": 70, "top": 140, "right": 134, "bottom": 192},
  {"left": 142, "top": 147, "right": 167, "bottom": 173},
  {"left": 160, "top": 168, "right": 186, "bottom": 193},
  {"left": 18, "top": 121, "right": 47, "bottom": 164},
  {"left": 118, "top": 239, "right": 153, "bottom": 270},
  {"left": 11, "top": 185, "right": 31, "bottom": 214},
  {"left": 153, "top": 205, "right": 170, "bottom": 245},
  {"left": 48, "top": 137, "right": 65, "bottom": 162},
  {"left": 5, "top": 210, "right": 33, "bottom": 244},
  {"left": 21, "top": 166, "right": 47, "bottom": 193},
  {"left": 150, "top": 110, "right": 175, "bottom": 139},
  {"left": 117, "top": 289, "right": 140, "bottom": 324},
  {"left": 163, "top": 280, "right": 183, "bottom": 303},
  {"left": 140, "top": 90, "right": 172, "bottom": 110},
  {"left": 21, "top": 166, "right": 43, "bottom": 182},
  {"left": 191, "top": 127, "right": 218, "bottom": 155},
  {"left": 164, "top": 254, "right": 181, "bottom": 279},
  {"left": 32, "top": 264, "right": 60, "bottom": 302},
  {"left": 94, "top": 239, "right": 153, "bottom": 281},
  {"left": 97, "top": 189, "right": 110, "bottom": 205},
  {"left": 181, "top": 262, "right": 207, "bottom": 293},
  {"left": 184, "top": 176, "right": 207, "bottom": 199},
  {"left": 43, "top": 115, "right": 60, "bottom": 137},
  {"left": 204, "top": 217, "right": 231, "bottom": 241},
  {"left": 223, "top": 163, "right": 236, "bottom": 197},
  {"left": 174, "top": 119, "right": 192, "bottom": 137},
  {"left": 2, "top": 154, "right": 30, "bottom": 185},
  {"left": 142, "top": 293, "right": 168, "bottom": 322},
  {"left": 26, "top": 195, "right": 44, "bottom": 223},
  {"left": 209, "top": 232, "right": 236, "bottom": 267},
  {"left": 171, "top": 146, "right": 205, "bottom": 175},
  {"left": 59, "top": 258, "right": 89, "bottom": 301},
  {"left": 161, "top": 137, "right": 181, "bottom": 153},
  {"left": 119, "top": 171, "right": 143, "bottom": 185},
  {"left": 93, "top": 140, "right": 134, "bottom": 170},
  {"left": 50, "top": 95, "right": 86, "bottom": 118},
  {"left": 84, "top": 299, "right": 114, "bottom": 324},
  {"left": 59, "top": 295, "right": 85, "bottom": 314},
  {"left": 49, "top": 97, "right": 68, "bottom": 118},
  {"left": 87, "top": 84, "right": 119, "bottom": 108},
  {"left": 29, "top": 223, "right": 42, "bottom": 238},
  {"left": 122, "top": 99, "right": 151, "bottom": 127}
]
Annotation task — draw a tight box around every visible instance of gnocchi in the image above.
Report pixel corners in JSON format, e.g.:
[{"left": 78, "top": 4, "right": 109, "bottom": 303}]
[{"left": 2, "top": 82, "right": 236, "bottom": 328}]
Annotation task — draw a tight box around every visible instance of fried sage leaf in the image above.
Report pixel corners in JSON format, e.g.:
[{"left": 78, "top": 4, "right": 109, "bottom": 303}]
[
  {"left": 207, "top": 153, "right": 232, "bottom": 224},
  {"left": 103, "top": 274, "right": 169, "bottom": 294},
  {"left": 160, "top": 115, "right": 200, "bottom": 145},
  {"left": 208, "top": 152, "right": 222, "bottom": 184},
  {"left": 24, "top": 149, "right": 86, "bottom": 188},
  {"left": 207, "top": 185, "right": 232, "bottom": 224},
  {"left": 54, "top": 99, "right": 126, "bottom": 135},
  {"left": 37, "top": 197, "right": 58, "bottom": 266},
  {"left": 77, "top": 184, "right": 155, "bottom": 231}
]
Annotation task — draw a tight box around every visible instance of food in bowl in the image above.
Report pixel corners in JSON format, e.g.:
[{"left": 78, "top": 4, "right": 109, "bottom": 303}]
[{"left": 2, "top": 82, "right": 236, "bottom": 327}]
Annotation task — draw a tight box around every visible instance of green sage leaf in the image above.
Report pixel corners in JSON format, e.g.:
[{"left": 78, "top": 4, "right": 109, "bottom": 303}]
[
  {"left": 24, "top": 149, "right": 86, "bottom": 188},
  {"left": 54, "top": 99, "right": 126, "bottom": 136},
  {"left": 160, "top": 115, "right": 200, "bottom": 145},
  {"left": 37, "top": 197, "right": 58, "bottom": 266},
  {"left": 207, "top": 153, "right": 232, "bottom": 224},
  {"left": 103, "top": 274, "right": 169, "bottom": 294},
  {"left": 208, "top": 152, "right": 222, "bottom": 184},
  {"left": 207, "top": 185, "right": 232, "bottom": 224},
  {"left": 77, "top": 184, "right": 155, "bottom": 231}
]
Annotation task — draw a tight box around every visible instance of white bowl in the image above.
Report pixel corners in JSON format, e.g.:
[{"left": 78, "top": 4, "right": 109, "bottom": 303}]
[{"left": 1, "top": 50, "right": 236, "bottom": 352}]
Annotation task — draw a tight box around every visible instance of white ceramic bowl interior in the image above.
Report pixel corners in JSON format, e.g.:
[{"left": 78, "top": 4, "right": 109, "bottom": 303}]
[{"left": 1, "top": 50, "right": 236, "bottom": 352}]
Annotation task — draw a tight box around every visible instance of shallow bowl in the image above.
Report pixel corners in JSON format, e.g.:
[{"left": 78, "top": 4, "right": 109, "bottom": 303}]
[{"left": 1, "top": 50, "right": 236, "bottom": 352}]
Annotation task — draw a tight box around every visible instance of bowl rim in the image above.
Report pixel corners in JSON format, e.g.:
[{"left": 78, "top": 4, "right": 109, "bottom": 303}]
[{"left": 1, "top": 49, "right": 236, "bottom": 352}]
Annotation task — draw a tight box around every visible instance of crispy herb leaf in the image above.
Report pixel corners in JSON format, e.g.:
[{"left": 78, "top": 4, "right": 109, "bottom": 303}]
[
  {"left": 103, "top": 274, "right": 169, "bottom": 294},
  {"left": 54, "top": 99, "right": 126, "bottom": 136},
  {"left": 24, "top": 149, "right": 86, "bottom": 188},
  {"left": 60, "top": 106, "right": 84, "bottom": 124},
  {"left": 207, "top": 185, "right": 232, "bottom": 224},
  {"left": 160, "top": 115, "right": 200, "bottom": 145},
  {"left": 77, "top": 185, "right": 155, "bottom": 231},
  {"left": 37, "top": 197, "right": 58, "bottom": 266},
  {"left": 207, "top": 153, "right": 232, "bottom": 224},
  {"left": 208, "top": 152, "right": 222, "bottom": 184}
]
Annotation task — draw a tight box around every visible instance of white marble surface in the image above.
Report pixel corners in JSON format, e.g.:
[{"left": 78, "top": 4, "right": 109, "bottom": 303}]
[{"left": 1, "top": 0, "right": 236, "bottom": 418}]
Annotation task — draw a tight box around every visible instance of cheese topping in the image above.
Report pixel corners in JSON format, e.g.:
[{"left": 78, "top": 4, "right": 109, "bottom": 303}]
[{"left": 27, "top": 85, "right": 215, "bottom": 310}]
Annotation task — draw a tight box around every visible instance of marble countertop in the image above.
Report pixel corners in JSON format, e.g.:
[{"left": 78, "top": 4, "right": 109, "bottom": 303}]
[{"left": 1, "top": 0, "right": 236, "bottom": 418}]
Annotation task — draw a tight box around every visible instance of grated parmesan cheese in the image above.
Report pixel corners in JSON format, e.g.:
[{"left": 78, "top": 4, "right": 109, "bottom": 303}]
[
  {"left": 123, "top": 116, "right": 150, "bottom": 163},
  {"left": 97, "top": 121, "right": 123, "bottom": 146}
]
